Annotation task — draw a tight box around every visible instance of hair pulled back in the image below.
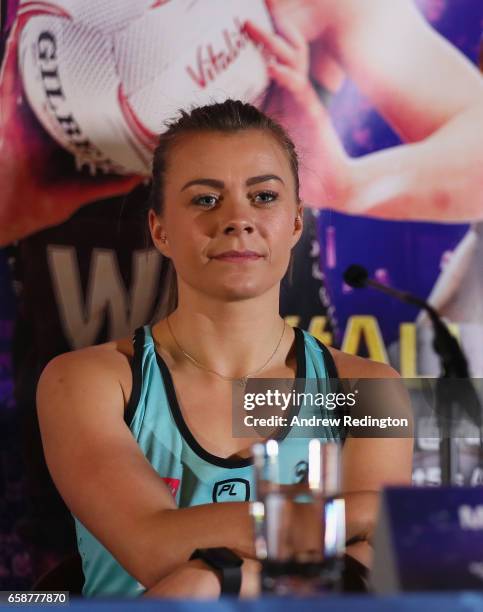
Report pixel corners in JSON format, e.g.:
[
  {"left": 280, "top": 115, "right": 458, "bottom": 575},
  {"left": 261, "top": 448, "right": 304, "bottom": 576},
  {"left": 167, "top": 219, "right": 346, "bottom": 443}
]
[{"left": 149, "top": 98, "right": 300, "bottom": 214}]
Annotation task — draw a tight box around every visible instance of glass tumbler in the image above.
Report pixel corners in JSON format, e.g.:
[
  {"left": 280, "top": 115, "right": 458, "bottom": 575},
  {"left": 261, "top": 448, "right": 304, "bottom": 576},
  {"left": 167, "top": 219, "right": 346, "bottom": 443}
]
[{"left": 251, "top": 439, "right": 345, "bottom": 595}]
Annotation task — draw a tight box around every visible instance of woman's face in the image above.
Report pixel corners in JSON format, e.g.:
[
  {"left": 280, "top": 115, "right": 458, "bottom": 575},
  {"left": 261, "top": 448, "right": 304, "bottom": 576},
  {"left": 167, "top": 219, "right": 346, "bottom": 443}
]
[{"left": 150, "top": 129, "right": 303, "bottom": 303}]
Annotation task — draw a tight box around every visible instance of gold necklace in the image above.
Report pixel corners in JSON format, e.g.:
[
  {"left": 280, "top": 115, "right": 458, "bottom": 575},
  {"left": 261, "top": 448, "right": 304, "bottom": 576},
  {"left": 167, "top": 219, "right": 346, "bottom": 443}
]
[{"left": 166, "top": 315, "right": 286, "bottom": 387}]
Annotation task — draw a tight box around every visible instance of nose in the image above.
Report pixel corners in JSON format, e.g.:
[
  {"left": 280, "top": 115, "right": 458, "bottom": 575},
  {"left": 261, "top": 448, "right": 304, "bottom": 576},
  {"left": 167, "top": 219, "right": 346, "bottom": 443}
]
[
  {"left": 222, "top": 219, "right": 255, "bottom": 236},
  {"left": 220, "top": 197, "right": 255, "bottom": 235}
]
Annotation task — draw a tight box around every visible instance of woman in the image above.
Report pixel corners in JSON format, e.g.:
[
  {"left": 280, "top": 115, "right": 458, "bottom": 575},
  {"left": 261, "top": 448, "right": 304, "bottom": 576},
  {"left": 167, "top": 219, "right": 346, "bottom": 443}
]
[{"left": 36, "top": 100, "right": 412, "bottom": 598}]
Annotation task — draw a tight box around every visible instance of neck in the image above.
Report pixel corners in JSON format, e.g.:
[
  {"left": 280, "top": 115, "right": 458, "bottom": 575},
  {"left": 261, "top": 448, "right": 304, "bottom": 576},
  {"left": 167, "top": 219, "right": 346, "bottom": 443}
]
[{"left": 164, "top": 282, "right": 287, "bottom": 379}]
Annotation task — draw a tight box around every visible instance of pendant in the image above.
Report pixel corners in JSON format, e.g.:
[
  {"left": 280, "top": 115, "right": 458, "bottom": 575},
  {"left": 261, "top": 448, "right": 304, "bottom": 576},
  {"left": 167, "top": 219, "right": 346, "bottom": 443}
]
[{"left": 237, "top": 377, "right": 248, "bottom": 387}]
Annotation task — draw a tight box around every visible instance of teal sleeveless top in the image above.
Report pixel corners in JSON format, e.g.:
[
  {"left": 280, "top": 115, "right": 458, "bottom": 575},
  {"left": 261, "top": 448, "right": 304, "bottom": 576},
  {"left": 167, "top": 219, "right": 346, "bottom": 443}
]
[{"left": 73, "top": 325, "right": 343, "bottom": 597}]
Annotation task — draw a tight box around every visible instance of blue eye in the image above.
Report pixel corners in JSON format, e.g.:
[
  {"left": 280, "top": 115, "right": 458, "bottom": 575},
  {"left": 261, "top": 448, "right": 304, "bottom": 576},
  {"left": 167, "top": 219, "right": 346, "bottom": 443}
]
[
  {"left": 193, "top": 194, "right": 219, "bottom": 208},
  {"left": 253, "top": 190, "right": 278, "bottom": 204}
]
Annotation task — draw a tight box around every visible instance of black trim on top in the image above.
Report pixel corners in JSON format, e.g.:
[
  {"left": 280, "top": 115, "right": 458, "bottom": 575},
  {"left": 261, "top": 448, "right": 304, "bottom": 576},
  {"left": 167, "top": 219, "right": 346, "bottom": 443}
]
[
  {"left": 313, "top": 337, "right": 339, "bottom": 380},
  {"left": 152, "top": 325, "right": 307, "bottom": 469},
  {"left": 313, "top": 336, "right": 348, "bottom": 443},
  {"left": 271, "top": 327, "right": 306, "bottom": 444},
  {"left": 124, "top": 327, "right": 145, "bottom": 427}
]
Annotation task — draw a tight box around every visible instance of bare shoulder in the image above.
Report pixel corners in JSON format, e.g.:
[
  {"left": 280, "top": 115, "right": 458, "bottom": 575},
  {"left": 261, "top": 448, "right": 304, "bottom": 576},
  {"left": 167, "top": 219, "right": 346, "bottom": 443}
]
[
  {"left": 327, "top": 346, "right": 400, "bottom": 379},
  {"left": 37, "top": 335, "right": 135, "bottom": 412}
]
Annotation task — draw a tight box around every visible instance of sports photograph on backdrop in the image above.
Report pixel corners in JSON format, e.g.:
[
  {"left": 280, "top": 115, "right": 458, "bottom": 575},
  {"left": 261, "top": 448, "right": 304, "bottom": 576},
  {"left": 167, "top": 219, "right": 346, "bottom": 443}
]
[{"left": 0, "top": 0, "right": 482, "bottom": 595}]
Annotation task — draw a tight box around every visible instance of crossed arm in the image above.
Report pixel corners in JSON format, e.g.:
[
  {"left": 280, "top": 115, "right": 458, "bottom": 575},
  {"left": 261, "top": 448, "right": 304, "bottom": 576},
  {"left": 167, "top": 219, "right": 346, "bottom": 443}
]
[{"left": 36, "top": 346, "right": 412, "bottom": 597}]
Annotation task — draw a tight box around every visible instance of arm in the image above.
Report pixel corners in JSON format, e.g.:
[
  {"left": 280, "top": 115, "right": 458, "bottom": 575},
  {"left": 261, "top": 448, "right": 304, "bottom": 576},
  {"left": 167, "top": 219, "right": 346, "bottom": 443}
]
[
  {"left": 342, "top": 103, "right": 483, "bottom": 222},
  {"left": 341, "top": 437, "right": 412, "bottom": 568},
  {"left": 253, "top": 0, "right": 483, "bottom": 221},
  {"left": 142, "top": 557, "right": 261, "bottom": 599},
  {"left": 333, "top": 0, "right": 483, "bottom": 222},
  {"left": 335, "top": 357, "right": 413, "bottom": 567},
  {"left": 36, "top": 349, "right": 254, "bottom": 590}
]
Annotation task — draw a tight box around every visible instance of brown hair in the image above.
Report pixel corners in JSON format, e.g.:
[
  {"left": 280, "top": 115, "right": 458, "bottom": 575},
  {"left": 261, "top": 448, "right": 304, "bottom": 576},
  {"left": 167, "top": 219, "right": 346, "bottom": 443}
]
[{"left": 149, "top": 99, "right": 301, "bottom": 317}]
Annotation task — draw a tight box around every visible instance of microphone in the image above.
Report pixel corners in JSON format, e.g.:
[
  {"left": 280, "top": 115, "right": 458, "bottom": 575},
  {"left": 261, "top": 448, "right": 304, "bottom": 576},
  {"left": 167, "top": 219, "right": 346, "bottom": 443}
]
[
  {"left": 343, "top": 265, "right": 467, "bottom": 377},
  {"left": 344, "top": 264, "right": 428, "bottom": 312}
]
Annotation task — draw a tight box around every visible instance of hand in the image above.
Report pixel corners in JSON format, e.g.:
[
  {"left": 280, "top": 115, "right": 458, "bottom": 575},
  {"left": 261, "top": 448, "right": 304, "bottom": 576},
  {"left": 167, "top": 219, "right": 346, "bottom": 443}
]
[
  {"left": 0, "top": 17, "right": 142, "bottom": 245},
  {"left": 245, "top": 3, "right": 349, "bottom": 207},
  {"left": 245, "top": 2, "right": 313, "bottom": 110}
]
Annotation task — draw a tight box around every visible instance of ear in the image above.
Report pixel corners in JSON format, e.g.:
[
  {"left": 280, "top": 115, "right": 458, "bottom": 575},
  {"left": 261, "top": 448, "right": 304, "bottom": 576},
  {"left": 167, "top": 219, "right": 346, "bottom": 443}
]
[
  {"left": 149, "top": 209, "right": 171, "bottom": 258},
  {"left": 290, "top": 202, "right": 304, "bottom": 249}
]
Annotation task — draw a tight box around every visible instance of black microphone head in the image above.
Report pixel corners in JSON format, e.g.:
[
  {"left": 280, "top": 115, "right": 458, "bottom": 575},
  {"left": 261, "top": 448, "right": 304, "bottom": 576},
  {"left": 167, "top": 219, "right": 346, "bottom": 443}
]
[{"left": 343, "top": 264, "right": 369, "bottom": 288}]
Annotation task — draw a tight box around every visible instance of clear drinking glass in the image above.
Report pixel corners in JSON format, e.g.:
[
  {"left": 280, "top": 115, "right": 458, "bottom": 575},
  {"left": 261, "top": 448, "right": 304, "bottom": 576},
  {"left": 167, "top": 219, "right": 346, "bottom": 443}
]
[{"left": 251, "top": 439, "right": 345, "bottom": 595}]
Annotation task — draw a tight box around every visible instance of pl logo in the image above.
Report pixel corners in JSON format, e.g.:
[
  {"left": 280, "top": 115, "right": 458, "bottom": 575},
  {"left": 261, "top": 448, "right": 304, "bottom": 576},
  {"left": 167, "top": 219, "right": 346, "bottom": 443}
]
[
  {"left": 294, "top": 460, "right": 308, "bottom": 484},
  {"left": 212, "top": 478, "right": 250, "bottom": 502}
]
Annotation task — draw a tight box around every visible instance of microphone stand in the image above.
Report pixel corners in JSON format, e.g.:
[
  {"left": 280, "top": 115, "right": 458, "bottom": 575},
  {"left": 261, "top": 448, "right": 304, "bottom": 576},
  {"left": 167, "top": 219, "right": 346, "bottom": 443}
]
[
  {"left": 416, "top": 301, "right": 479, "bottom": 485},
  {"left": 344, "top": 267, "right": 482, "bottom": 485}
]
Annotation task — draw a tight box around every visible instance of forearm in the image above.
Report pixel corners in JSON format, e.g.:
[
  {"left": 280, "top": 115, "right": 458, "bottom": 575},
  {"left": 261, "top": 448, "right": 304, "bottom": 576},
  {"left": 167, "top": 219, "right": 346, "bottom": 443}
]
[
  {"left": 142, "top": 559, "right": 222, "bottom": 599},
  {"left": 342, "top": 104, "right": 483, "bottom": 222},
  {"left": 339, "top": 490, "right": 378, "bottom": 571},
  {"left": 143, "top": 557, "right": 261, "bottom": 599},
  {"left": 138, "top": 502, "right": 253, "bottom": 589},
  {"left": 293, "top": 91, "right": 483, "bottom": 223},
  {"left": 141, "top": 491, "right": 378, "bottom": 594},
  {"left": 342, "top": 490, "right": 378, "bottom": 545}
]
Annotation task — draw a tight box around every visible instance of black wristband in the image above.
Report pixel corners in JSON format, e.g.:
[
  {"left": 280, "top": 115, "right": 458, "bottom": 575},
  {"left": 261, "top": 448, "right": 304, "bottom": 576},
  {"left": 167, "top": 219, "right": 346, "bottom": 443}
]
[{"left": 190, "top": 547, "right": 243, "bottom": 596}]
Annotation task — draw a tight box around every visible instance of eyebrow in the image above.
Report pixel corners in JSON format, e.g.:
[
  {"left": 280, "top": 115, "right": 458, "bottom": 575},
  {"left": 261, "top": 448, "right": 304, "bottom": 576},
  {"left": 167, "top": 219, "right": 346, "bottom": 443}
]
[{"left": 180, "top": 174, "right": 285, "bottom": 191}]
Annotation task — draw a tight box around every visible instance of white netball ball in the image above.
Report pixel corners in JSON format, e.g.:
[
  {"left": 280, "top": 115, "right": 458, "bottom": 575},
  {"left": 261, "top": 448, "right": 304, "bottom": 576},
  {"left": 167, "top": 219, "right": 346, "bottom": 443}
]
[{"left": 18, "top": 0, "right": 273, "bottom": 175}]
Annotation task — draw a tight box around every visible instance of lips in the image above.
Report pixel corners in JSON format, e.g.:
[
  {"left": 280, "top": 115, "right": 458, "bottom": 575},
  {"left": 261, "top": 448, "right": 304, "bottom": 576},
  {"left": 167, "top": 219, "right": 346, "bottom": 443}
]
[{"left": 212, "top": 250, "right": 264, "bottom": 261}]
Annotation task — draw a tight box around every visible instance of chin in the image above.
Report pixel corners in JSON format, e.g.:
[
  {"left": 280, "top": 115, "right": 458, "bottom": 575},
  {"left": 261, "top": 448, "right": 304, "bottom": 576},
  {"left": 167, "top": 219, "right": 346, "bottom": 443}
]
[
  {"left": 216, "top": 283, "right": 266, "bottom": 301},
  {"left": 215, "top": 274, "right": 284, "bottom": 301},
  {"left": 183, "top": 270, "right": 283, "bottom": 302}
]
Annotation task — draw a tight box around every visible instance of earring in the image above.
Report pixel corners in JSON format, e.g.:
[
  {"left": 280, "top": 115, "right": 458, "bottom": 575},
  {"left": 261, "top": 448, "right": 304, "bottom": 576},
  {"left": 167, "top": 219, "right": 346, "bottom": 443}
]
[{"left": 161, "top": 234, "right": 167, "bottom": 243}]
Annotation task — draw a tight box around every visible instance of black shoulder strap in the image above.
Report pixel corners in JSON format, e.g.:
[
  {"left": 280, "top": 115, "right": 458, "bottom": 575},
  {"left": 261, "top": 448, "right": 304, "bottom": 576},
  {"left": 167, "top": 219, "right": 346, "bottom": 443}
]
[
  {"left": 123, "top": 326, "right": 145, "bottom": 427},
  {"left": 313, "top": 336, "right": 339, "bottom": 380},
  {"left": 313, "top": 336, "right": 348, "bottom": 443}
]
